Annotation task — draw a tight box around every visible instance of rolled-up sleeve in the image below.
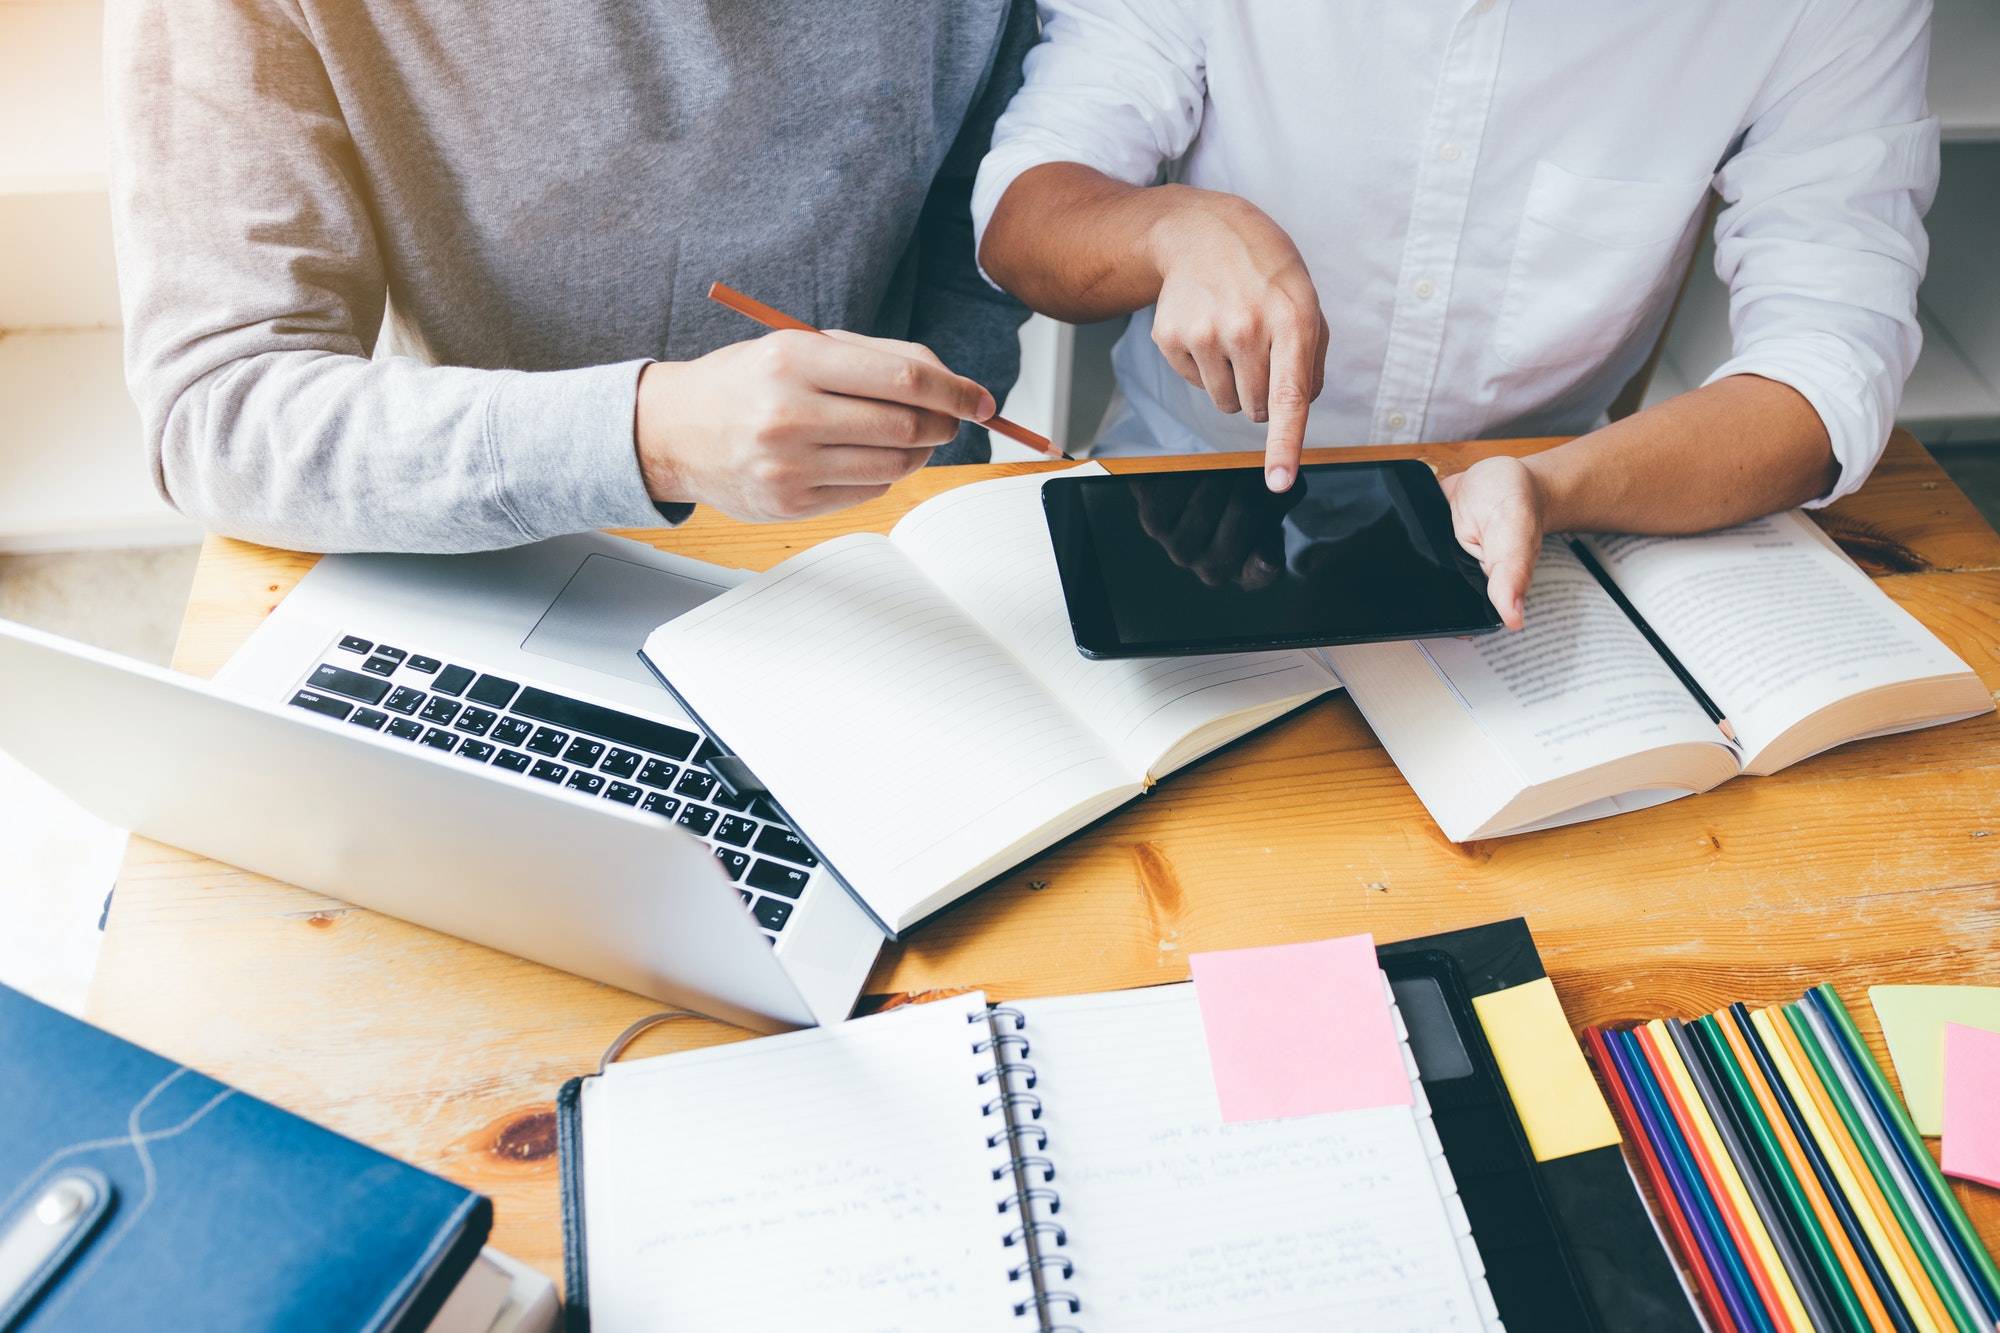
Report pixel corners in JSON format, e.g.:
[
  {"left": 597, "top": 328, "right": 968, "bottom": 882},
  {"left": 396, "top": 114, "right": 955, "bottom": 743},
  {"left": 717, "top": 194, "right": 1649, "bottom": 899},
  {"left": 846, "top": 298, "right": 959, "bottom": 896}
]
[
  {"left": 1705, "top": 0, "right": 1938, "bottom": 506},
  {"left": 970, "top": 0, "right": 1209, "bottom": 276}
]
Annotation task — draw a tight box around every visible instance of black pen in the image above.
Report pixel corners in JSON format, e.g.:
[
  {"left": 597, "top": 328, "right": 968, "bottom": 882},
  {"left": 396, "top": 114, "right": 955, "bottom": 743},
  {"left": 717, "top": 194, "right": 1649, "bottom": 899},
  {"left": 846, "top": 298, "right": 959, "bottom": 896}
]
[{"left": 1568, "top": 539, "right": 1737, "bottom": 743}]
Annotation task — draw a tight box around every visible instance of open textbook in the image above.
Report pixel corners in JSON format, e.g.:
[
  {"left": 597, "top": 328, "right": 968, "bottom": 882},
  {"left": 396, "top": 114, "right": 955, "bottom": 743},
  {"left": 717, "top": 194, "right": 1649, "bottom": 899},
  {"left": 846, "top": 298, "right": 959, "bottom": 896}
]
[
  {"left": 1325, "top": 509, "right": 1991, "bottom": 841},
  {"left": 571, "top": 986, "right": 1498, "bottom": 1332},
  {"left": 643, "top": 466, "right": 1339, "bottom": 935}
]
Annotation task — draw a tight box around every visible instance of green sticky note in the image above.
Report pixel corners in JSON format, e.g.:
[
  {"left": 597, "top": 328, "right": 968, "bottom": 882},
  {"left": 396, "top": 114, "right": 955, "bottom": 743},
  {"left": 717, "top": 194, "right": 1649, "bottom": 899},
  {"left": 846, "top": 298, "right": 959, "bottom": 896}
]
[{"left": 1869, "top": 985, "right": 2000, "bottom": 1135}]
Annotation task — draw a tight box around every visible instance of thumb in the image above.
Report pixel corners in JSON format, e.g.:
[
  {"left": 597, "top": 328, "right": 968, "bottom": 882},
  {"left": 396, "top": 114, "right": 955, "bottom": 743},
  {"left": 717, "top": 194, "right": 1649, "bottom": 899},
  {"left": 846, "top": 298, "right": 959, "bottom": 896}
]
[{"left": 1483, "top": 527, "right": 1539, "bottom": 631}]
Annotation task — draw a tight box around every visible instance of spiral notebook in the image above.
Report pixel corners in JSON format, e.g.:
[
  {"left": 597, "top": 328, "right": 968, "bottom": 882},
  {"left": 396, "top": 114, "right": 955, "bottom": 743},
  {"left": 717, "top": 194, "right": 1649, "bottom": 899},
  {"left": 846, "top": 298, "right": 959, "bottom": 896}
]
[{"left": 558, "top": 979, "right": 1501, "bottom": 1332}]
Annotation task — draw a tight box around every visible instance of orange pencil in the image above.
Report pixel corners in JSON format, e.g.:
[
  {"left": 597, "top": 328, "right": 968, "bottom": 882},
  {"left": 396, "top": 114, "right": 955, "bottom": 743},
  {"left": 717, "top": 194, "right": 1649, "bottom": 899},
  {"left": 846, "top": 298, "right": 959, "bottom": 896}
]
[{"left": 707, "top": 281, "right": 1066, "bottom": 459}]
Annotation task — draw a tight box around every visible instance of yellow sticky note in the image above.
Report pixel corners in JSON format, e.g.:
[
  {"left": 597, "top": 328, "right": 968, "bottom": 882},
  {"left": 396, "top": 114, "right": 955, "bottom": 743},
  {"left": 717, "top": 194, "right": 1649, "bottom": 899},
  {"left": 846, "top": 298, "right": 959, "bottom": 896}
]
[
  {"left": 1472, "top": 976, "right": 1620, "bottom": 1161},
  {"left": 1870, "top": 985, "right": 2000, "bottom": 1135}
]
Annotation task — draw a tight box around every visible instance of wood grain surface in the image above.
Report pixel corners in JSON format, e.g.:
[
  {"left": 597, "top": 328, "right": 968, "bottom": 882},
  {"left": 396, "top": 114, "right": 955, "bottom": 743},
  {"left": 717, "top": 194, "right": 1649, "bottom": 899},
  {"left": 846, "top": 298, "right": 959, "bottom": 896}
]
[{"left": 89, "top": 432, "right": 2000, "bottom": 1283}]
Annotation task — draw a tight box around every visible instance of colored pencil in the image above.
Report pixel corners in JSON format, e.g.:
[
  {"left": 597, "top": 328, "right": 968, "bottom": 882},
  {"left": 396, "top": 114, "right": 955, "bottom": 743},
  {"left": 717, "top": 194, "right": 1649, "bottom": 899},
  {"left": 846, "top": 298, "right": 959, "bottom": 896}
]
[
  {"left": 706, "top": 281, "right": 1065, "bottom": 458},
  {"left": 1762, "top": 1006, "right": 1953, "bottom": 1333},
  {"left": 1812, "top": 985, "right": 2000, "bottom": 1322},
  {"left": 1612, "top": 1026, "right": 1765, "bottom": 1333},
  {"left": 1684, "top": 1016, "right": 1861, "bottom": 1333},
  {"left": 1717, "top": 1007, "right": 1900, "bottom": 1333},
  {"left": 1791, "top": 1001, "right": 1985, "bottom": 1333},
  {"left": 1735, "top": 1005, "right": 1916, "bottom": 1333},
  {"left": 1804, "top": 991, "right": 1994, "bottom": 1328},
  {"left": 1587, "top": 1027, "right": 1742, "bottom": 1333},
  {"left": 1646, "top": 1021, "right": 1807, "bottom": 1333}
]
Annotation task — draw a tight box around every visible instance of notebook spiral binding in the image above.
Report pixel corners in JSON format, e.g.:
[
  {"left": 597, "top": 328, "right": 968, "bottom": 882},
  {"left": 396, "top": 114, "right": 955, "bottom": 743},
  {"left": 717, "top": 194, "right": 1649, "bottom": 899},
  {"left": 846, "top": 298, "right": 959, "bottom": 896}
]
[{"left": 973, "top": 1006, "right": 1082, "bottom": 1333}]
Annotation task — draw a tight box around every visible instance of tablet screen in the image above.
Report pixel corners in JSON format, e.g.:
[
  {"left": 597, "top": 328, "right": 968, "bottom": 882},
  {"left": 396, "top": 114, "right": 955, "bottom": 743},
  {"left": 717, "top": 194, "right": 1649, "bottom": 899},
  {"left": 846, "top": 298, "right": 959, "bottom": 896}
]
[{"left": 1042, "top": 460, "right": 1502, "bottom": 657}]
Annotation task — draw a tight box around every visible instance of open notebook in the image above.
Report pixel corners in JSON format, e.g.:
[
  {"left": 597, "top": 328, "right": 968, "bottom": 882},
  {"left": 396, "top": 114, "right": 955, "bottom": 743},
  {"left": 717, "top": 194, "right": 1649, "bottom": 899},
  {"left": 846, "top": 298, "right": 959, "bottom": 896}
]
[
  {"left": 1326, "top": 510, "right": 1991, "bottom": 840},
  {"left": 641, "top": 466, "right": 1339, "bottom": 935},
  {"left": 567, "top": 985, "right": 1500, "bottom": 1332}
]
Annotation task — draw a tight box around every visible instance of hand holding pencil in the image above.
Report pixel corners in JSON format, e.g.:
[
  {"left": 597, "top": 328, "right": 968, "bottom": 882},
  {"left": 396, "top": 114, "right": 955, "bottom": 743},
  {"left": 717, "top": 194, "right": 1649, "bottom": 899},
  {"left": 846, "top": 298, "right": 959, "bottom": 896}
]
[{"left": 630, "top": 283, "right": 1054, "bottom": 523}]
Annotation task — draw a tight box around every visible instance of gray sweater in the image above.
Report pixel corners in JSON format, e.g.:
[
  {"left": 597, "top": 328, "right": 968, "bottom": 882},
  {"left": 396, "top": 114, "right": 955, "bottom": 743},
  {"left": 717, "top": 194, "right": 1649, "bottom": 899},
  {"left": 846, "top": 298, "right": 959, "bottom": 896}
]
[{"left": 106, "top": 0, "right": 1033, "bottom": 553}]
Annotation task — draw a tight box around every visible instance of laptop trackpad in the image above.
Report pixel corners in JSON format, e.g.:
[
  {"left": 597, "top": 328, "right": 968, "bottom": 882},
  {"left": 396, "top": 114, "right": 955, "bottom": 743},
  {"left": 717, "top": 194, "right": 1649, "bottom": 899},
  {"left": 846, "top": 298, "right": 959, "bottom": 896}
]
[{"left": 520, "top": 553, "right": 733, "bottom": 685}]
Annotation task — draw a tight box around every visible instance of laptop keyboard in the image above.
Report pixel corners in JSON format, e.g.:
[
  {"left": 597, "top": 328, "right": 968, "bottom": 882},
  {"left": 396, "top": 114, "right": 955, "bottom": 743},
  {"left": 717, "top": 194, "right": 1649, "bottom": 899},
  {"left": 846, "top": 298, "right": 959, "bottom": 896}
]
[{"left": 287, "top": 633, "right": 817, "bottom": 941}]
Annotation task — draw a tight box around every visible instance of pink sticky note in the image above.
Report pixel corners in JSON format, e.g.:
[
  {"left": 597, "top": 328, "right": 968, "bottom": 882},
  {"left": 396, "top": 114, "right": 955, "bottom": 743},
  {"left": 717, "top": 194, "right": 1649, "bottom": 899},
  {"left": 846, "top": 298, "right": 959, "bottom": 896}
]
[
  {"left": 1189, "top": 934, "right": 1409, "bottom": 1123},
  {"left": 1942, "top": 1022, "right": 2000, "bottom": 1189}
]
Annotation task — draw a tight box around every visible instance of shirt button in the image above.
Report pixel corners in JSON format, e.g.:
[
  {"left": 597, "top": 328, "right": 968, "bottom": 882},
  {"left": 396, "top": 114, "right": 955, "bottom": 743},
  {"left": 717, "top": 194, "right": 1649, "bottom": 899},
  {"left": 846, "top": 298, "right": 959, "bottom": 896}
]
[
  {"left": 1439, "top": 142, "right": 1463, "bottom": 162},
  {"left": 1387, "top": 412, "right": 1408, "bottom": 430},
  {"left": 1414, "top": 279, "right": 1436, "bottom": 300}
]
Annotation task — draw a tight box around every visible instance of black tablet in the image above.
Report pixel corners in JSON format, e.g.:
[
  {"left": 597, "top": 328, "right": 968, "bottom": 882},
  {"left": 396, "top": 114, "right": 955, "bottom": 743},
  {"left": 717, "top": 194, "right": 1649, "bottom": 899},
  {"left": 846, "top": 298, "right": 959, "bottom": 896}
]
[{"left": 1042, "top": 460, "right": 1503, "bottom": 658}]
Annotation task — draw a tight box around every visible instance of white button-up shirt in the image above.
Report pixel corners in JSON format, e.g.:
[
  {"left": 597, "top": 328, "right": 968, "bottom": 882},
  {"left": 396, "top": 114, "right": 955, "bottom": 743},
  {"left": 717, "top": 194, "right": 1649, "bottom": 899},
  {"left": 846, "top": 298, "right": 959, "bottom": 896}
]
[{"left": 972, "top": 0, "right": 1939, "bottom": 504}]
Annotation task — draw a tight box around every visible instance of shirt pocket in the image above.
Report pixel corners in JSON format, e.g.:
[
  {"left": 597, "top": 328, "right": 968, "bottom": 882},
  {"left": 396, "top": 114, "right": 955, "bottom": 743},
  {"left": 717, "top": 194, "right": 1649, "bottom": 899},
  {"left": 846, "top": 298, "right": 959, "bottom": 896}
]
[{"left": 1493, "top": 161, "right": 1713, "bottom": 371}]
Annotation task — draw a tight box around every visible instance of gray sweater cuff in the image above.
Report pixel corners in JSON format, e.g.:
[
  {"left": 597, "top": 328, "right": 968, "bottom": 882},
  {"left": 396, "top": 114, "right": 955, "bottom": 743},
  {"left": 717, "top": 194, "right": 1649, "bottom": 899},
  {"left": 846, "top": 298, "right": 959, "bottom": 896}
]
[{"left": 487, "top": 359, "right": 683, "bottom": 539}]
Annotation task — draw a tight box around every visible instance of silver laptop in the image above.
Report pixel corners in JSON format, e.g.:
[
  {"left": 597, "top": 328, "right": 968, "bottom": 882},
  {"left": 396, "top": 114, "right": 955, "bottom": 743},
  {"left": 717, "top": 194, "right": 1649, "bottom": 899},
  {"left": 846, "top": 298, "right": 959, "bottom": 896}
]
[{"left": 0, "top": 532, "right": 883, "bottom": 1031}]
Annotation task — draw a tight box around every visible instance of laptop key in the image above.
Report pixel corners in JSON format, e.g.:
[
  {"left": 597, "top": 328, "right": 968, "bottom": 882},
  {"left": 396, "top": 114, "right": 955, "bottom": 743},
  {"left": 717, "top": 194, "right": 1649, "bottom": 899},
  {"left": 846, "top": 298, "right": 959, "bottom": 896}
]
[
  {"left": 386, "top": 717, "right": 425, "bottom": 741},
  {"left": 433, "top": 664, "right": 475, "bottom": 696},
  {"left": 675, "top": 803, "right": 719, "bottom": 837},
  {"left": 288, "top": 688, "right": 352, "bottom": 721},
  {"left": 467, "top": 674, "right": 520, "bottom": 709},
  {"left": 601, "top": 748, "right": 642, "bottom": 779},
  {"left": 566, "top": 771, "right": 606, "bottom": 796},
  {"left": 349, "top": 707, "right": 389, "bottom": 731},
  {"left": 638, "top": 759, "right": 679, "bottom": 789},
  {"left": 715, "top": 815, "right": 758, "bottom": 847},
  {"left": 713, "top": 783, "right": 758, "bottom": 812},
  {"left": 383, "top": 686, "right": 426, "bottom": 715},
  {"left": 492, "top": 717, "right": 532, "bottom": 747},
  {"left": 454, "top": 706, "right": 497, "bottom": 736},
  {"left": 337, "top": 635, "right": 373, "bottom": 655},
  {"left": 563, "top": 738, "right": 606, "bottom": 768},
  {"left": 528, "top": 759, "right": 568, "bottom": 784},
  {"left": 310, "top": 663, "right": 392, "bottom": 706},
  {"left": 640, "top": 792, "right": 681, "bottom": 820},
  {"left": 511, "top": 688, "right": 698, "bottom": 761},
  {"left": 525, "top": 726, "right": 569, "bottom": 757},
  {"left": 746, "top": 858, "right": 810, "bottom": 899},
  {"left": 361, "top": 655, "right": 399, "bottom": 677},
  {"left": 420, "top": 697, "right": 462, "bottom": 726},
  {"left": 374, "top": 646, "right": 408, "bottom": 663},
  {"left": 752, "top": 895, "right": 795, "bottom": 932},
  {"left": 456, "top": 739, "right": 496, "bottom": 763},
  {"left": 492, "top": 748, "right": 532, "bottom": 774},
  {"left": 714, "top": 847, "right": 751, "bottom": 880},
  {"left": 673, "top": 770, "right": 717, "bottom": 801},
  {"left": 421, "top": 727, "right": 457, "bottom": 751},
  {"left": 753, "top": 826, "right": 818, "bottom": 868},
  {"left": 694, "top": 736, "right": 726, "bottom": 766},
  {"left": 605, "top": 781, "right": 644, "bottom": 806},
  {"left": 406, "top": 655, "right": 442, "bottom": 673}
]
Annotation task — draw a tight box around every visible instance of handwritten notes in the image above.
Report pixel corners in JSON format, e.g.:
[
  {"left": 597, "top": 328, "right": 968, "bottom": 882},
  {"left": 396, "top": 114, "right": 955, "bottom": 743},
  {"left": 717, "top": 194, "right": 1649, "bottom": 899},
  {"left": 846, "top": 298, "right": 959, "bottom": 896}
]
[
  {"left": 1870, "top": 984, "right": 2000, "bottom": 1135},
  {"left": 1189, "top": 934, "right": 1409, "bottom": 1123},
  {"left": 1941, "top": 1023, "right": 2000, "bottom": 1189}
]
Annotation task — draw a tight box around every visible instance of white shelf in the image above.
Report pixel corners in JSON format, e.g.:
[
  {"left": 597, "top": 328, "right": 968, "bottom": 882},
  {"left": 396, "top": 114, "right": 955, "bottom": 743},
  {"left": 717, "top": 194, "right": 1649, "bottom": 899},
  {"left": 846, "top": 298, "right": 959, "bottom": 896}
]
[
  {"left": 1934, "top": 0, "right": 2000, "bottom": 142},
  {"left": 0, "top": 2, "right": 108, "bottom": 198},
  {"left": 0, "top": 328, "right": 197, "bottom": 551}
]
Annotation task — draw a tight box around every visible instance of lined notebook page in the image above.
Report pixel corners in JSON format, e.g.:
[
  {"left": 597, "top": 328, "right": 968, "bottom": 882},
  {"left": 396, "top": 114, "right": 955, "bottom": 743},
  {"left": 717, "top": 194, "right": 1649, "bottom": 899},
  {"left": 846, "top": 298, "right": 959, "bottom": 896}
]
[
  {"left": 644, "top": 534, "right": 1132, "bottom": 927},
  {"left": 890, "top": 469, "right": 1338, "bottom": 777},
  {"left": 1011, "top": 984, "right": 1496, "bottom": 1332},
  {"left": 581, "top": 995, "right": 1019, "bottom": 1332}
]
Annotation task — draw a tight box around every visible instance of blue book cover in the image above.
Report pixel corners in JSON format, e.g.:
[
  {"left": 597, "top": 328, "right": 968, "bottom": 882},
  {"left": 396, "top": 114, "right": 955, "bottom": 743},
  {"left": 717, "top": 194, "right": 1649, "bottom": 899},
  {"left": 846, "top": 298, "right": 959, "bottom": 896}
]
[{"left": 0, "top": 984, "right": 491, "bottom": 1331}]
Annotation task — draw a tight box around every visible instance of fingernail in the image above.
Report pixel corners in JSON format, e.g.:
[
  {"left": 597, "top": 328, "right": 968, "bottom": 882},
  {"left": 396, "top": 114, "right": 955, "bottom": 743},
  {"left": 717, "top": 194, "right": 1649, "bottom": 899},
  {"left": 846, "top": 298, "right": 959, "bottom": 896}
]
[
  {"left": 974, "top": 391, "right": 996, "bottom": 421},
  {"left": 1267, "top": 466, "right": 1292, "bottom": 492}
]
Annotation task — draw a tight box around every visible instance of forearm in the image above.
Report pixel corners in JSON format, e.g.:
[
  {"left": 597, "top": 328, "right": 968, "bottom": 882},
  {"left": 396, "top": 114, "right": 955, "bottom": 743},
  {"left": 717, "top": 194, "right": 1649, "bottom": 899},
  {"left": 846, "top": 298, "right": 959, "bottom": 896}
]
[
  {"left": 1529, "top": 374, "right": 1840, "bottom": 536},
  {"left": 980, "top": 163, "right": 1204, "bottom": 321},
  {"left": 149, "top": 352, "right": 661, "bottom": 553}
]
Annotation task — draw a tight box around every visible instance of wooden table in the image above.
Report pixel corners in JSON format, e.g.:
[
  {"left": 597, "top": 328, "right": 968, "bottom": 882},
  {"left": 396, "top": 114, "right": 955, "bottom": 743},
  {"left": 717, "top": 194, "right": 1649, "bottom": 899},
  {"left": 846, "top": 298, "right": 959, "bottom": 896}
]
[{"left": 88, "top": 432, "right": 2000, "bottom": 1283}]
